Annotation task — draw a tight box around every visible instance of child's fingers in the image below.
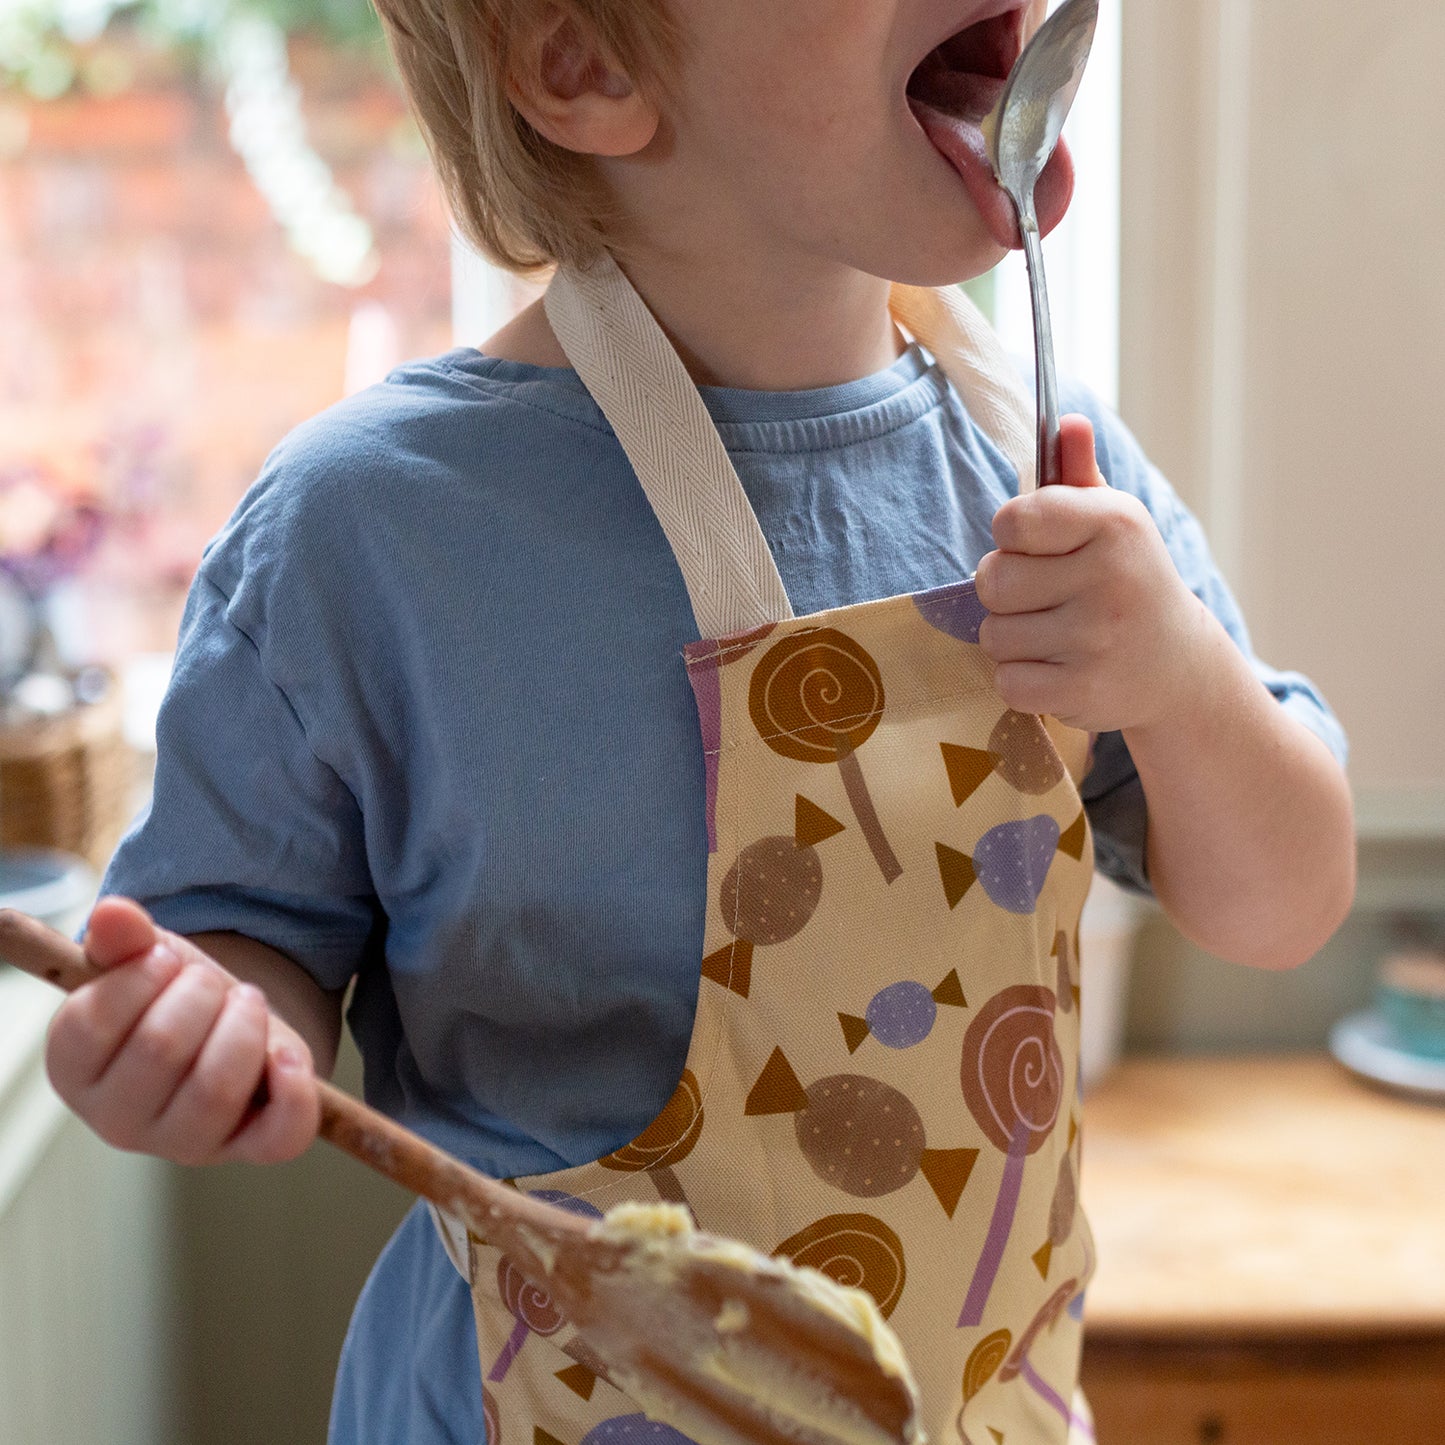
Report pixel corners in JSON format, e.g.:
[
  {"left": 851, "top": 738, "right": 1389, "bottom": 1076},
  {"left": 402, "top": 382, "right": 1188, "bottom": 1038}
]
[
  {"left": 83, "top": 963, "right": 232, "bottom": 1138},
  {"left": 223, "top": 1036, "right": 320, "bottom": 1165},
  {"left": 150, "top": 983, "right": 271, "bottom": 1164},
  {"left": 83, "top": 895, "right": 162, "bottom": 970},
  {"left": 1058, "top": 414, "right": 1106, "bottom": 489},
  {"left": 45, "top": 941, "right": 185, "bottom": 1099}
]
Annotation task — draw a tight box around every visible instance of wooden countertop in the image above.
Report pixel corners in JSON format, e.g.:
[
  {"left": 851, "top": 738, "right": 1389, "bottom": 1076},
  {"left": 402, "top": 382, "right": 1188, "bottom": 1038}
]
[{"left": 1078, "top": 1055, "right": 1445, "bottom": 1339}]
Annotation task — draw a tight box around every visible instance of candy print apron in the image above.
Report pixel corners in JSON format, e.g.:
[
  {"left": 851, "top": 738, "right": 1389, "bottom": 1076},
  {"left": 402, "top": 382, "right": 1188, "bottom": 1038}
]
[{"left": 439, "top": 254, "right": 1097, "bottom": 1445}]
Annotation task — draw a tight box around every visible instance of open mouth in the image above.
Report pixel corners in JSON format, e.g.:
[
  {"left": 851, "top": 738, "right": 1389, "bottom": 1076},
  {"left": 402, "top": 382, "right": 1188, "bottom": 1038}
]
[
  {"left": 905, "top": 3, "right": 1074, "bottom": 250},
  {"left": 906, "top": 4, "right": 1026, "bottom": 125}
]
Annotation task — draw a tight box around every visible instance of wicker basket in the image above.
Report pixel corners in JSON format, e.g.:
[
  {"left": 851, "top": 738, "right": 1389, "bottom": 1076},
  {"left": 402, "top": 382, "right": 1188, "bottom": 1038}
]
[{"left": 0, "top": 673, "right": 136, "bottom": 872}]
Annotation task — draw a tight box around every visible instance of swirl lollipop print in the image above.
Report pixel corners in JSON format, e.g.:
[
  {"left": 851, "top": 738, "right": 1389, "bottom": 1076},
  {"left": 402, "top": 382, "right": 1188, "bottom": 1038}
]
[
  {"left": 488, "top": 1254, "right": 567, "bottom": 1382},
  {"left": 749, "top": 629, "right": 902, "bottom": 883},
  {"left": 599, "top": 1068, "right": 704, "bottom": 1217},
  {"left": 957, "top": 986, "right": 1064, "bottom": 1327},
  {"left": 774, "top": 1212, "right": 908, "bottom": 1320}
]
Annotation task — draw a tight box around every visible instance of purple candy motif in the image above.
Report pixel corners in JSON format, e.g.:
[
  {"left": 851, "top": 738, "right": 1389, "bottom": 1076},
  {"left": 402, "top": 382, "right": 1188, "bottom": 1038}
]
[
  {"left": 974, "top": 815, "right": 1060, "bottom": 914},
  {"left": 914, "top": 581, "right": 988, "bottom": 644},
  {"left": 865, "top": 980, "right": 938, "bottom": 1049},
  {"left": 529, "top": 1188, "right": 605, "bottom": 1221},
  {"left": 582, "top": 1416, "right": 702, "bottom": 1445}
]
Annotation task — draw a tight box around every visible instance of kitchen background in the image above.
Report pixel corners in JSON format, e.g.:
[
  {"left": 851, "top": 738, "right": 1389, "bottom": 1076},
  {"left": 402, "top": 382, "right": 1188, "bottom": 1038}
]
[{"left": 1, "top": 0, "right": 1442, "bottom": 1442}]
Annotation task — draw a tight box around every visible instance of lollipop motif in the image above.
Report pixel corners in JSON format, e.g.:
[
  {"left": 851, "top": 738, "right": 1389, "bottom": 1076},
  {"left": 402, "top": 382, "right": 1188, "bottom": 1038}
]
[
  {"left": 962, "top": 1328, "right": 1013, "bottom": 1403},
  {"left": 936, "top": 809, "right": 1087, "bottom": 914},
  {"left": 773, "top": 1212, "right": 908, "bottom": 1319},
  {"left": 838, "top": 970, "right": 968, "bottom": 1054},
  {"left": 487, "top": 1254, "right": 567, "bottom": 1382},
  {"left": 599, "top": 1068, "right": 704, "bottom": 1216},
  {"left": 745, "top": 1049, "right": 978, "bottom": 1217},
  {"left": 958, "top": 986, "right": 1064, "bottom": 1327},
  {"left": 749, "top": 629, "right": 902, "bottom": 883},
  {"left": 702, "top": 795, "right": 845, "bottom": 999},
  {"left": 482, "top": 1387, "right": 500, "bottom": 1445},
  {"left": 999, "top": 1279, "right": 1083, "bottom": 1427},
  {"left": 685, "top": 624, "right": 777, "bottom": 854}
]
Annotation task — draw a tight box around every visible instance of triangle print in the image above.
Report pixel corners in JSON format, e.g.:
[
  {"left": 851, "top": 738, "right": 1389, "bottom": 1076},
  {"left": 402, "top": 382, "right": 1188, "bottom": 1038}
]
[{"left": 745, "top": 1047, "right": 810, "bottom": 1116}]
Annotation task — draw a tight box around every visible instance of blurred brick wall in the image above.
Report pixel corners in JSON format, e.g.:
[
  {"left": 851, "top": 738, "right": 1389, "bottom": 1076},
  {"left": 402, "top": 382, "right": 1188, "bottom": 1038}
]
[{"left": 0, "top": 39, "right": 455, "bottom": 657}]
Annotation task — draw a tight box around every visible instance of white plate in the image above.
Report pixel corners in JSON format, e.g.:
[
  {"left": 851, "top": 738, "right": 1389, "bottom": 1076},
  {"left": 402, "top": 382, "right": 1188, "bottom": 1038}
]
[{"left": 1329, "top": 1009, "right": 1445, "bottom": 1103}]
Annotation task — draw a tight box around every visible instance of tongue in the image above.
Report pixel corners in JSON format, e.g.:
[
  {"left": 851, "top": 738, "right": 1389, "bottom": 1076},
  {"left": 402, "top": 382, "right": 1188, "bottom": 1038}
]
[{"left": 910, "top": 97, "right": 1075, "bottom": 251}]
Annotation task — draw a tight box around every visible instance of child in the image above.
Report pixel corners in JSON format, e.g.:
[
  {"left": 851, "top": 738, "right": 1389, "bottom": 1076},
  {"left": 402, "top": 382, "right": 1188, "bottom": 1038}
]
[{"left": 46, "top": 1, "right": 1355, "bottom": 1442}]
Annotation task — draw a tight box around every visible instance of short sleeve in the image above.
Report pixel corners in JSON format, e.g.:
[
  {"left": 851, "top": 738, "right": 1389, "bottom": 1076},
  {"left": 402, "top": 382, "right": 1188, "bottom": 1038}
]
[
  {"left": 1066, "top": 383, "right": 1349, "bottom": 894},
  {"left": 101, "top": 573, "right": 379, "bottom": 990}
]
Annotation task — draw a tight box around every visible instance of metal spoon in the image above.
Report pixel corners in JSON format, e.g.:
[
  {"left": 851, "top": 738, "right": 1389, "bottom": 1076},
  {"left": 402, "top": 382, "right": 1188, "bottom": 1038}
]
[{"left": 984, "top": 0, "right": 1099, "bottom": 488}]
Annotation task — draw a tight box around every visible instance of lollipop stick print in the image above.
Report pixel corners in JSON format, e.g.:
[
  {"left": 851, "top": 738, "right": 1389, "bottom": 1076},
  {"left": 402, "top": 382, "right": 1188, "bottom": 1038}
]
[
  {"left": 488, "top": 1256, "right": 566, "bottom": 1382},
  {"left": 834, "top": 736, "right": 901, "bottom": 882},
  {"left": 956, "top": 986, "right": 1064, "bottom": 1327},
  {"left": 749, "top": 629, "right": 902, "bottom": 883},
  {"left": 958, "top": 1126, "right": 1029, "bottom": 1328}
]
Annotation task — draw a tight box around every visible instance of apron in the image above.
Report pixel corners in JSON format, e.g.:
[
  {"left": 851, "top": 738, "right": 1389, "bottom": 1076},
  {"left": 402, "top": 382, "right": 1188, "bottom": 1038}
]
[{"left": 440, "top": 254, "right": 1097, "bottom": 1445}]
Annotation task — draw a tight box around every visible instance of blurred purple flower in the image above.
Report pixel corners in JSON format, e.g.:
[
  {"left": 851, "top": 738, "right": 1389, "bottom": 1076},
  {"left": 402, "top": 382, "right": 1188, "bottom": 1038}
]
[{"left": 0, "top": 460, "right": 110, "bottom": 599}]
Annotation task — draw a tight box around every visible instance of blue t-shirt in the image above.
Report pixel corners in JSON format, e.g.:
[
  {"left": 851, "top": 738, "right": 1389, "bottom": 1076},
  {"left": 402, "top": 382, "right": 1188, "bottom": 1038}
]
[{"left": 102, "top": 343, "right": 1344, "bottom": 1443}]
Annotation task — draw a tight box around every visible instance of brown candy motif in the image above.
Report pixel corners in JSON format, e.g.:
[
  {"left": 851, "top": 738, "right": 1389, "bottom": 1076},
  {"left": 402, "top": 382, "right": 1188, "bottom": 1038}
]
[
  {"left": 721, "top": 837, "right": 823, "bottom": 946},
  {"left": 482, "top": 1387, "right": 500, "bottom": 1445},
  {"left": 1053, "top": 930, "right": 1078, "bottom": 1015},
  {"left": 703, "top": 796, "right": 846, "bottom": 1001},
  {"left": 795, "top": 1074, "right": 926, "bottom": 1198},
  {"left": 748, "top": 629, "right": 901, "bottom": 882},
  {"left": 988, "top": 710, "right": 1066, "bottom": 796},
  {"left": 960, "top": 985, "right": 1064, "bottom": 1156},
  {"left": 1048, "top": 1154, "right": 1077, "bottom": 1247},
  {"left": 773, "top": 1212, "right": 908, "bottom": 1319}
]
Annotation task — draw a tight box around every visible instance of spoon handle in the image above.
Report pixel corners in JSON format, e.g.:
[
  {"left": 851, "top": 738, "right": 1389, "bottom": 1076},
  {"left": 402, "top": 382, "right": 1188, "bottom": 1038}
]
[
  {"left": 0, "top": 908, "right": 528, "bottom": 1237},
  {"left": 1018, "top": 197, "right": 1061, "bottom": 489}
]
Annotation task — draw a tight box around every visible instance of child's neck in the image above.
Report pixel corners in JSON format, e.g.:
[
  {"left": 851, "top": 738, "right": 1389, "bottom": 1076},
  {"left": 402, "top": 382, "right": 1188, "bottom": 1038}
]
[{"left": 484, "top": 250, "right": 906, "bottom": 393}]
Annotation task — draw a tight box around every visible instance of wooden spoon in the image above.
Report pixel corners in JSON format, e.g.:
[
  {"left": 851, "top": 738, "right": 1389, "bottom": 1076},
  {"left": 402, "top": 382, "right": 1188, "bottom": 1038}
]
[{"left": 0, "top": 908, "right": 922, "bottom": 1445}]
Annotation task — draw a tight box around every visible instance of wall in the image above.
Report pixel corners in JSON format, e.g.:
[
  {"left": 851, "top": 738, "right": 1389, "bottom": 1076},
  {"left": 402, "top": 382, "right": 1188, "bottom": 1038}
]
[{"left": 1116, "top": 1, "right": 1445, "bottom": 1050}]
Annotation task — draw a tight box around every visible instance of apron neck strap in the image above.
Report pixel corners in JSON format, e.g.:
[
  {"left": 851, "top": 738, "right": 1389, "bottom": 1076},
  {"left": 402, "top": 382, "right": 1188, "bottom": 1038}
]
[{"left": 544, "top": 254, "right": 1037, "bottom": 639}]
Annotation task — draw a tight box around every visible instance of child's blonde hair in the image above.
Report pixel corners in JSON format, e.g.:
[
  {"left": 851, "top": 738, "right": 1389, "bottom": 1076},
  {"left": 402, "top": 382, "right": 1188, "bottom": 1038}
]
[{"left": 372, "top": 0, "right": 681, "bottom": 273}]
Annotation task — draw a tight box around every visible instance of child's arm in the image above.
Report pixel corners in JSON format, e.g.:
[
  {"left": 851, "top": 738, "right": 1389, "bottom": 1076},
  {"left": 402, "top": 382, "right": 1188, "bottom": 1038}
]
[
  {"left": 975, "top": 416, "right": 1355, "bottom": 970},
  {"left": 45, "top": 895, "right": 340, "bottom": 1166}
]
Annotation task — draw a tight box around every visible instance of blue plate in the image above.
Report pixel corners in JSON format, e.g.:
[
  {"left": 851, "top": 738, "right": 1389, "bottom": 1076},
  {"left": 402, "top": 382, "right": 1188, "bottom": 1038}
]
[
  {"left": 1329, "top": 1009, "right": 1445, "bottom": 1103},
  {"left": 0, "top": 848, "right": 95, "bottom": 935}
]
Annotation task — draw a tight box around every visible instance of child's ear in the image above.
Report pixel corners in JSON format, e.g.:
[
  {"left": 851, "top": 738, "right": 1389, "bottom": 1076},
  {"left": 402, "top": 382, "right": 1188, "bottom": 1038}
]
[{"left": 507, "top": 6, "right": 659, "bottom": 157}]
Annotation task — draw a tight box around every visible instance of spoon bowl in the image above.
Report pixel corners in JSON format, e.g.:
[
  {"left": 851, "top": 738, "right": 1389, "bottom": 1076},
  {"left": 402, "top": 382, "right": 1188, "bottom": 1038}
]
[{"left": 984, "top": 0, "right": 1099, "bottom": 488}]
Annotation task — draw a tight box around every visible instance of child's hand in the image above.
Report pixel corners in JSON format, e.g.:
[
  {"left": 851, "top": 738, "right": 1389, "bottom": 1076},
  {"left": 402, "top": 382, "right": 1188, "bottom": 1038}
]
[
  {"left": 45, "top": 897, "right": 320, "bottom": 1166},
  {"left": 975, "top": 414, "right": 1209, "bottom": 733}
]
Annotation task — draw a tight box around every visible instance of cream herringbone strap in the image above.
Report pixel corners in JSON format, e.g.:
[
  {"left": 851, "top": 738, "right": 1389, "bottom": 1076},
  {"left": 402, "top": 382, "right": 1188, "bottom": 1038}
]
[
  {"left": 888, "top": 281, "right": 1038, "bottom": 494},
  {"left": 546, "top": 256, "right": 795, "bottom": 638},
  {"left": 545, "top": 256, "right": 1040, "bottom": 640}
]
